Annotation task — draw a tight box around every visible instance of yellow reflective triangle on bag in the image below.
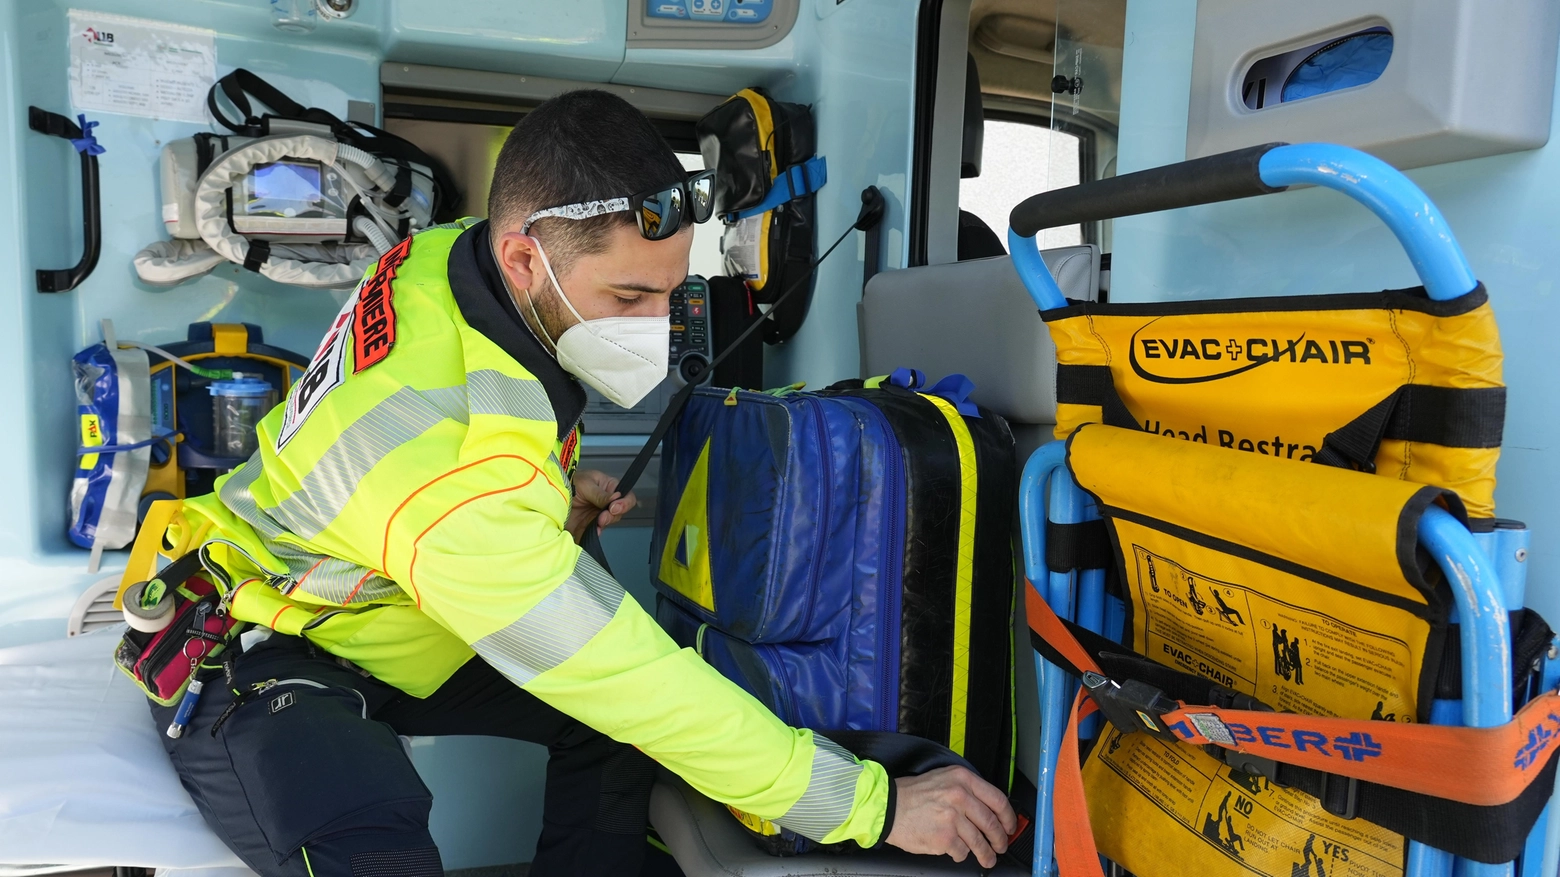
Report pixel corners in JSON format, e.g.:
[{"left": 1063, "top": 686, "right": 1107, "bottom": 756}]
[{"left": 660, "top": 438, "right": 716, "bottom": 611}]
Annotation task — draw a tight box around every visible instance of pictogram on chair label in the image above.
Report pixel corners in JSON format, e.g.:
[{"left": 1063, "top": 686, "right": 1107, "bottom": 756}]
[
  {"left": 1132, "top": 545, "right": 1417, "bottom": 722},
  {"left": 1085, "top": 730, "right": 1404, "bottom": 877}
]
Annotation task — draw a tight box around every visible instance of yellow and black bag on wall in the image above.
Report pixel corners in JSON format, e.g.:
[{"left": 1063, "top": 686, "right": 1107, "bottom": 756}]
[
  {"left": 697, "top": 87, "right": 824, "bottom": 344},
  {"left": 1043, "top": 286, "right": 1505, "bottom": 519}
]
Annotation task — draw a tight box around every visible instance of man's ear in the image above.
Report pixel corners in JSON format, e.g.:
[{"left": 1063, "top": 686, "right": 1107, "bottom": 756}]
[{"left": 494, "top": 231, "right": 543, "bottom": 294}]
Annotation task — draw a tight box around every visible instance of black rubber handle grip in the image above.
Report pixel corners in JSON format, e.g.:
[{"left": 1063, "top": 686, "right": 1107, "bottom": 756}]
[
  {"left": 29, "top": 106, "right": 102, "bottom": 293},
  {"left": 1009, "top": 142, "right": 1289, "bottom": 237}
]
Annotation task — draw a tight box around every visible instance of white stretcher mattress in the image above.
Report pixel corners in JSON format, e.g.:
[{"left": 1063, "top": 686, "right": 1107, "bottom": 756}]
[{"left": 0, "top": 626, "right": 252, "bottom": 877}]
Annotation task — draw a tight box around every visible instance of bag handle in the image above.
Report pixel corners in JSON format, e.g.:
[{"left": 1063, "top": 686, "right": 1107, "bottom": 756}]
[{"left": 207, "top": 69, "right": 312, "bottom": 136}]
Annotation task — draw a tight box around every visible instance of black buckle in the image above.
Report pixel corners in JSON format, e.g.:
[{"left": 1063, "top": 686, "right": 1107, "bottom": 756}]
[
  {"left": 1319, "top": 773, "right": 1359, "bottom": 820},
  {"left": 1202, "top": 687, "right": 1280, "bottom": 784},
  {"left": 1215, "top": 748, "right": 1279, "bottom": 783},
  {"left": 1081, "top": 671, "right": 1181, "bottom": 741}
]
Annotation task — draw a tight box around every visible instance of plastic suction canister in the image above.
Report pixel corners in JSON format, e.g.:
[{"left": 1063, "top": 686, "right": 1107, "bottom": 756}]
[{"left": 208, "top": 375, "right": 276, "bottom": 460}]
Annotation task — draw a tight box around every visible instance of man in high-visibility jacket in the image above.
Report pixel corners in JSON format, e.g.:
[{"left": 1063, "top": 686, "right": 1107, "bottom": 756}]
[{"left": 150, "top": 90, "right": 1015, "bottom": 877}]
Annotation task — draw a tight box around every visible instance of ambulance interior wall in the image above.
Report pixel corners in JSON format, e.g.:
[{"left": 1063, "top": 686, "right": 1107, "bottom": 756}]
[{"left": 0, "top": 0, "right": 917, "bottom": 868}]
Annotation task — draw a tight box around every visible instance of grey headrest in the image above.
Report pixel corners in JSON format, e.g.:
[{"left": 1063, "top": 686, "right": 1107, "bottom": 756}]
[{"left": 859, "top": 245, "right": 1099, "bottom": 426}]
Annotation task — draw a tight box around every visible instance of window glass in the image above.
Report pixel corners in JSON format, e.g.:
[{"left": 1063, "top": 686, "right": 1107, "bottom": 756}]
[
  {"left": 677, "top": 152, "right": 725, "bottom": 280},
  {"left": 959, "top": 119, "right": 1082, "bottom": 249}
]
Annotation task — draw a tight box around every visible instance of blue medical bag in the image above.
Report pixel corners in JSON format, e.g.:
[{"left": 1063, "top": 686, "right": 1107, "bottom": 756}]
[{"left": 651, "top": 375, "right": 1018, "bottom": 786}]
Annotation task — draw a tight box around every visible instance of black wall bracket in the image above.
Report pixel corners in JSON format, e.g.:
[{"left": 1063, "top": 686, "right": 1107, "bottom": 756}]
[{"left": 29, "top": 106, "right": 102, "bottom": 293}]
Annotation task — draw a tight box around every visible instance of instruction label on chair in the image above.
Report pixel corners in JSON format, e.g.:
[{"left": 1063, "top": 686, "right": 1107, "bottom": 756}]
[
  {"left": 1084, "top": 731, "right": 1403, "bottom": 877},
  {"left": 1079, "top": 518, "right": 1439, "bottom": 877},
  {"left": 1132, "top": 546, "right": 1417, "bottom": 723}
]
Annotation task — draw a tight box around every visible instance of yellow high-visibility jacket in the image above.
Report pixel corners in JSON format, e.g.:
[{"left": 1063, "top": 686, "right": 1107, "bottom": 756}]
[{"left": 173, "top": 219, "right": 891, "bottom": 846}]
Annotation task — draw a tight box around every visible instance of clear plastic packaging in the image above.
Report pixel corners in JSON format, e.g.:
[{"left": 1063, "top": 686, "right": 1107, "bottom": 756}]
[
  {"left": 208, "top": 375, "right": 276, "bottom": 460},
  {"left": 270, "top": 0, "right": 317, "bottom": 33}
]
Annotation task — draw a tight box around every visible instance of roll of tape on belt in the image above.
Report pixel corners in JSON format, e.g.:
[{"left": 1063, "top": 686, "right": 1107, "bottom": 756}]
[{"left": 123, "top": 579, "right": 174, "bottom": 632}]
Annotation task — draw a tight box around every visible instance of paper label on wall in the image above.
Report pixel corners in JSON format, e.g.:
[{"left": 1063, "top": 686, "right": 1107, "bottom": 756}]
[{"left": 68, "top": 10, "right": 215, "bottom": 124}]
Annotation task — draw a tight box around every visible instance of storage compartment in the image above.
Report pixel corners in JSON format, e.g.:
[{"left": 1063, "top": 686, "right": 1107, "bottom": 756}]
[{"left": 1187, "top": 0, "right": 1560, "bottom": 168}]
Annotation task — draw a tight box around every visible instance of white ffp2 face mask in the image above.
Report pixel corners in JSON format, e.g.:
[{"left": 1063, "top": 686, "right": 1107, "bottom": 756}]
[{"left": 526, "top": 239, "right": 669, "bottom": 409}]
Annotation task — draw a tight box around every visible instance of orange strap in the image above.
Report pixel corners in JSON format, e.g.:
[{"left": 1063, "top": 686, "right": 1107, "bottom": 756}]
[
  {"left": 1054, "top": 690, "right": 1106, "bottom": 877},
  {"left": 1025, "top": 579, "right": 1560, "bottom": 811},
  {"left": 1025, "top": 579, "right": 1102, "bottom": 677},
  {"left": 1163, "top": 692, "right": 1560, "bottom": 807}
]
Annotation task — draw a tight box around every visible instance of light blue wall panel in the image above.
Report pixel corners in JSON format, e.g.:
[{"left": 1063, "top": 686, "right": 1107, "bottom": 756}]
[
  {"left": 0, "top": 0, "right": 389, "bottom": 648},
  {"left": 0, "top": 2, "right": 640, "bottom": 865},
  {"left": 1111, "top": 3, "right": 1560, "bottom": 865},
  {"left": 0, "top": 1, "right": 642, "bottom": 644},
  {"left": 386, "top": 0, "right": 628, "bottom": 82}
]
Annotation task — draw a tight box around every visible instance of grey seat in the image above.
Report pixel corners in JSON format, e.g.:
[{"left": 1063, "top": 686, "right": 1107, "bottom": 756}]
[
  {"left": 650, "top": 771, "right": 1026, "bottom": 877},
  {"left": 861, "top": 246, "right": 1099, "bottom": 462}
]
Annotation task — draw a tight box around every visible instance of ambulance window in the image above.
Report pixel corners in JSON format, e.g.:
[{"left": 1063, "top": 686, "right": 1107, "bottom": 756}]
[
  {"left": 959, "top": 117, "right": 1083, "bottom": 249},
  {"left": 677, "top": 152, "right": 726, "bottom": 281}
]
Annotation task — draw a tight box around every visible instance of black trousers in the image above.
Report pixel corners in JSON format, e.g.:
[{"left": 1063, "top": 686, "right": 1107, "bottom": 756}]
[{"left": 151, "top": 633, "right": 660, "bottom": 877}]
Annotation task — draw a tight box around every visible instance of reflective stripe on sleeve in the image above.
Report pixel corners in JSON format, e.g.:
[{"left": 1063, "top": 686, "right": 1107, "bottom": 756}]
[
  {"left": 466, "top": 369, "right": 554, "bottom": 420},
  {"left": 774, "top": 734, "right": 866, "bottom": 842},
  {"left": 220, "top": 458, "right": 330, "bottom": 579},
  {"left": 471, "top": 550, "right": 627, "bottom": 686}
]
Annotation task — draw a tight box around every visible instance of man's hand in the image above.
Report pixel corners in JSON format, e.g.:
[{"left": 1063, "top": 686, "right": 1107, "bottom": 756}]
[
  {"left": 885, "top": 765, "right": 1018, "bottom": 869},
  {"left": 567, "top": 469, "right": 637, "bottom": 544}
]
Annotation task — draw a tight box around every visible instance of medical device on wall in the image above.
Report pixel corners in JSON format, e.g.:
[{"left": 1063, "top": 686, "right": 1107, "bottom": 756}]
[
  {"left": 697, "top": 87, "right": 825, "bottom": 344},
  {"left": 1187, "top": 0, "right": 1560, "bottom": 169},
  {"left": 136, "top": 69, "right": 455, "bottom": 289},
  {"left": 626, "top": 0, "right": 798, "bottom": 50},
  {"left": 70, "top": 321, "right": 305, "bottom": 570},
  {"left": 140, "top": 323, "right": 306, "bottom": 503},
  {"left": 583, "top": 276, "right": 715, "bottom": 432}
]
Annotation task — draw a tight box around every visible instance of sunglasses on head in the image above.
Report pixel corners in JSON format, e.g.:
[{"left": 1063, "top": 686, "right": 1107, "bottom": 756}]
[{"left": 520, "top": 170, "right": 715, "bottom": 242}]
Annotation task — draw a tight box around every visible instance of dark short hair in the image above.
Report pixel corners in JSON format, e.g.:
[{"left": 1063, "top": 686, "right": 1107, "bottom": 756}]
[{"left": 487, "top": 89, "right": 688, "bottom": 269}]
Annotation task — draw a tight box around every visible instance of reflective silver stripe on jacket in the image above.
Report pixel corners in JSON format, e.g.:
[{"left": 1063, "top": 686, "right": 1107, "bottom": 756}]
[
  {"left": 268, "top": 384, "right": 467, "bottom": 540},
  {"left": 471, "top": 550, "right": 626, "bottom": 686},
  {"left": 267, "top": 374, "right": 548, "bottom": 541},
  {"left": 774, "top": 735, "right": 866, "bottom": 842},
  {"left": 216, "top": 368, "right": 559, "bottom": 609},
  {"left": 219, "top": 458, "right": 401, "bottom": 603}
]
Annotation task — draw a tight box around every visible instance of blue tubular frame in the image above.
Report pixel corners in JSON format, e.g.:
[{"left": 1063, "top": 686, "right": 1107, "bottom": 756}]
[
  {"left": 1020, "top": 445, "right": 1518, "bottom": 877},
  {"left": 1008, "top": 143, "right": 1479, "bottom": 309},
  {"left": 1012, "top": 143, "right": 1524, "bottom": 877},
  {"left": 1019, "top": 442, "right": 1070, "bottom": 877},
  {"left": 1255, "top": 145, "right": 1477, "bottom": 301}
]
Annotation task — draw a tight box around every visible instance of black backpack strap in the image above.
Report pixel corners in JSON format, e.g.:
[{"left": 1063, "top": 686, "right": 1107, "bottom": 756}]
[{"left": 207, "top": 68, "right": 311, "bottom": 136}]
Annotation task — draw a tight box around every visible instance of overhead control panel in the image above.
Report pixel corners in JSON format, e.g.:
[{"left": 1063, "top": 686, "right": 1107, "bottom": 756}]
[
  {"left": 647, "top": 0, "right": 774, "bottom": 24},
  {"left": 627, "top": 0, "right": 798, "bottom": 50}
]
